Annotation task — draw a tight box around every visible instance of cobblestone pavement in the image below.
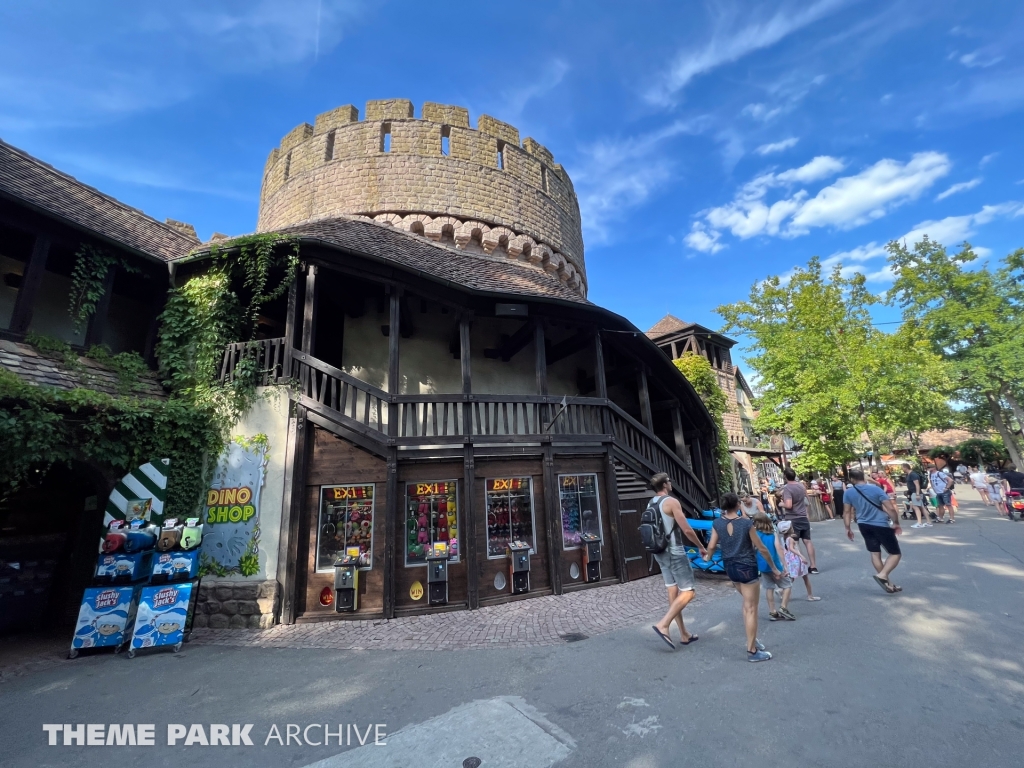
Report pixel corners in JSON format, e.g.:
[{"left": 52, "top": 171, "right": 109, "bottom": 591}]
[{"left": 191, "top": 575, "right": 734, "bottom": 651}]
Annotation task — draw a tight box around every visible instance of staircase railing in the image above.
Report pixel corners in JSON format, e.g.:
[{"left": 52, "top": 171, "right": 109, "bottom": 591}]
[{"left": 219, "top": 337, "right": 287, "bottom": 386}]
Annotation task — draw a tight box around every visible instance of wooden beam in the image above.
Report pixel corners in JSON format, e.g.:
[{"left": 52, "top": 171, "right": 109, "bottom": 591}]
[
  {"left": 672, "top": 407, "right": 688, "bottom": 466},
  {"left": 9, "top": 233, "right": 50, "bottom": 335},
  {"left": 279, "top": 404, "right": 309, "bottom": 625},
  {"left": 542, "top": 444, "right": 562, "bottom": 595},
  {"left": 284, "top": 277, "right": 298, "bottom": 349},
  {"left": 483, "top": 320, "right": 533, "bottom": 361},
  {"left": 300, "top": 264, "right": 317, "bottom": 354},
  {"left": 388, "top": 290, "right": 400, "bottom": 401},
  {"left": 459, "top": 315, "right": 472, "bottom": 395},
  {"left": 383, "top": 447, "right": 398, "bottom": 619},
  {"left": 637, "top": 368, "right": 654, "bottom": 431},
  {"left": 546, "top": 329, "right": 592, "bottom": 365},
  {"left": 535, "top": 320, "right": 547, "bottom": 396},
  {"left": 594, "top": 333, "right": 608, "bottom": 399},
  {"left": 603, "top": 447, "right": 627, "bottom": 583},
  {"left": 670, "top": 341, "right": 678, "bottom": 359},
  {"left": 463, "top": 444, "right": 478, "bottom": 609},
  {"left": 84, "top": 265, "right": 117, "bottom": 348}
]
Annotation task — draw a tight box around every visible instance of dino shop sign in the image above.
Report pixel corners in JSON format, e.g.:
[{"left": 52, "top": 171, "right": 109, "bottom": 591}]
[{"left": 200, "top": 439, "right": 268, "bottom": 576}]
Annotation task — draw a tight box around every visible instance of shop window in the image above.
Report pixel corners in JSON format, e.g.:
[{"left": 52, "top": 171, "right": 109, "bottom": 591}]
[
  {"left": 316, "top": 485, "right": 375, "bottom": 571},
  {"left": 559, "top": 473, "right": 602, "bottom": 549},
  {"left": 405, "top": 480, "right": 459, "bottom": 566},
  {"left": 485, "top": 477, "right": 536, "bottom": 558}
]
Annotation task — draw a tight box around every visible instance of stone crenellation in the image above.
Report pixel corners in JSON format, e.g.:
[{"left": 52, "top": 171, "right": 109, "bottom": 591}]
[{"left": 257, "top": 99, "right": 586, "bottom": 295}]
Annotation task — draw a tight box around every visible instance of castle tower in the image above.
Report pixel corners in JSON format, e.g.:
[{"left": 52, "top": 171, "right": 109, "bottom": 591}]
[{"left": 257, "top": 99, "right": 586, "bottom": 295}]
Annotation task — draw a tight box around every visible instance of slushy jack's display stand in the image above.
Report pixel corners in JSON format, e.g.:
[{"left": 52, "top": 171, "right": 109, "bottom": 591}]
[{"left": 69, "top": 515, "right": 203, "bottom": 660}]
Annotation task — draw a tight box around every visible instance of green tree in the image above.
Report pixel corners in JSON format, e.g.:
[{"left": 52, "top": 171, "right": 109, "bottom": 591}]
[
  {"left": 886, "top": 238, "right": 1024, "bottom": 467},
  {"left": 672, "top": 353, "right": 733, "bottom": 492},
  {"left": 956, "top": 437, "right": 1009, "bottom": 468},
  {"left": 717, "top": 258, "right": 952, "bottom": 474}
]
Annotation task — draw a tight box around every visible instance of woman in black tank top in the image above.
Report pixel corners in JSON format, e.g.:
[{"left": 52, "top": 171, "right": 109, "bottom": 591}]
[{"left": 705, "top": 493, "right": 783, "bottom": 662}]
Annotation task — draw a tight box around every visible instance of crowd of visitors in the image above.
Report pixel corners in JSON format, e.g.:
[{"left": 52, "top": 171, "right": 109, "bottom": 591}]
[{"left": 646, "top": 458, "right": 1024, "bottom": 663}]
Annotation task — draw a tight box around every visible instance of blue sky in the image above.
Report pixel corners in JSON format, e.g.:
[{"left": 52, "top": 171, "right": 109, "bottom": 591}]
[{"left": 2, "top": 1, "right": 1022, "bottom": 366}]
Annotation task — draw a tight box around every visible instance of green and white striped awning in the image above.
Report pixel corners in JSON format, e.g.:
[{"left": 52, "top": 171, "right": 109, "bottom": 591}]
[{"left": 104, "top": 458, "right": 170, "bottom": 527}]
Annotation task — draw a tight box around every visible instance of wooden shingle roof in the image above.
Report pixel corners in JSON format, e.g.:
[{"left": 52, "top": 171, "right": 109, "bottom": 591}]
[{"left": 0, "top": 139, "right": 197, "bottom": 262}]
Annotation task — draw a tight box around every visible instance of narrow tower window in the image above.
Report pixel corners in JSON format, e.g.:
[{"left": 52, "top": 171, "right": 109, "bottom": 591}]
[
  {"left": 441, "top": 125, "right": 450, "bottom": 156},
  {"left": 496, "top": 141, "right": 505, "bottom": 170},
  {"left": 325, "top": 129, "right": 336, "bottom": 161},
  {"left": 381, "top": 122, "right": 392, "bottom": 153},
  {"left": 283, "top": 151, "right": 292, "bottom": 180},
  {"left": 541, "top": 165, "right": 548, "bottom": 192}
]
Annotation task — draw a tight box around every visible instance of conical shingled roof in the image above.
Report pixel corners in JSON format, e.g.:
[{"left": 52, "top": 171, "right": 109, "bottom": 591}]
[{"left": 646, "top": 314, "right": 693, "bottom": 339}]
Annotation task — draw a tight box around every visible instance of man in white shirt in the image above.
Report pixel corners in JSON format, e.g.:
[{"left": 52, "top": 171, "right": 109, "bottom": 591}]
[
  {"left": 968, "top": 465, "right": 991, "bottom": 505},
  {"left": 929, "top": 468, "right": 955, "bottom": 524}
]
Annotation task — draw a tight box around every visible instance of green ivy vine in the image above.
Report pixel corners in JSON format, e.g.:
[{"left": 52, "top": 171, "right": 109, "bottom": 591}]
[
  {"left": 68, "top": 244, "right": 139, "bottom": 332},
  {"left": 2, "top": 233, "right": 299, "bottom": 520}
]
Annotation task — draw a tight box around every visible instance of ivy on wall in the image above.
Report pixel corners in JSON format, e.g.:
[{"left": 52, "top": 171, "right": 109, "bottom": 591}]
[
  {"left": 68, "top": 244, "right": 139, "bottom": 332},
  {"left": 1, "top": 234, "right": 299, "bottom": 517},
  {"left": 673, "top": 353, "right": 735, "bottom": 494}
]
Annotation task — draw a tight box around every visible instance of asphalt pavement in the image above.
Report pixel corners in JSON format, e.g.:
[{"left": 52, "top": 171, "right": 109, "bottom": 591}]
[{"left": 2, "top": 487, "right": 1023, "bottom": 768}]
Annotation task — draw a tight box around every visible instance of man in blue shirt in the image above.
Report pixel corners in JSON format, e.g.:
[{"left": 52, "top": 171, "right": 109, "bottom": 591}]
[{"left": 844, "top": 468, "right": 903, "bottom": 593}]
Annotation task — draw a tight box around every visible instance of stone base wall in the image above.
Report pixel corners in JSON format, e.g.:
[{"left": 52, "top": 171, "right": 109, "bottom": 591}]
[{"left": 191, "top": 579, "right": 279, "bottom": 630}]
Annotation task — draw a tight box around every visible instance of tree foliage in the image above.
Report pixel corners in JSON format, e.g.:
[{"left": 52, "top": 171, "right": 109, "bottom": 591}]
[
  {"left": 717, "top": 258, "right": 952, "bottom": 473},
  {"left": 886, "top": 238, "right": 1024, "bottom": 467},
  {"left": 673, "top": 353, "right": 733, "bottom": 492}
]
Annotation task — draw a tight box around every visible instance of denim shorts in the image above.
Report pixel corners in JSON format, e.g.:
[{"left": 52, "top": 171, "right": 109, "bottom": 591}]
[
  {"left": 652, "top": 550, "right": 695, "bottom": 591},
  {"left": 937, "top": 491, "right": 952, "bottom": 505},
  {"left": 725, "top": 560, "right": 759, "bottom": 585}
]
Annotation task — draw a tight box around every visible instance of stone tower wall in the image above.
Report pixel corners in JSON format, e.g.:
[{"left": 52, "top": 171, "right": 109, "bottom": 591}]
[{"left": 257, "top": 99, "right": 586, "bottom": 295}]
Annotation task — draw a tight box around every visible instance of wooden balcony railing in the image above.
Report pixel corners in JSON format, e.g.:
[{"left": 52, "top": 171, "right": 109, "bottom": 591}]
[
  {"left": 219, "top": 337, "right": 287, "bottom": 386},
  {"left": 222, "top": 345, "right": 713, "bottom": 512}
]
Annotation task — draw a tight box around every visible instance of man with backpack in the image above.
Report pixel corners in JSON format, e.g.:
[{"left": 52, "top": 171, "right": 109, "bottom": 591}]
[
  {"left": 929, "top": 466, "right": 955, "bottom": 523},
  {"left": 644, "top": 473, "right": 707, "bottom": 649}
]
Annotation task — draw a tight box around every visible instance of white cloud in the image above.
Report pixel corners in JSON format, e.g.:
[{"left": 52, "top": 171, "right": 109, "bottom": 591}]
[
  {"left": 501, "top": 59, "right": 569, "bottom": 120},
  {"left": 979, "top": 153, "right": 998, "bottom": 166},
  {"left": 684, "top": 223, "right": 725, "bottom": 254},
  {"left": 574, "top": 117, "right": 711, "bottom": 244},
  {"left": 645, "top": 0, "right": 847, "bottom": 105},
  {"left": 686, "top": 152, "right": 951, "bottom": 251},
  {"left": 935, "top": 178, "right": 982, "bottom": 201},
  {"left": 818, "top": 202, "right": 1024, "bottom": 282},
  {"left": 756, "top": 137, "right": 799, "bottom": 155},
  {"left": 789, "top": 152, "right": 950, "bottom": 232},
  {"left": 959, "top": 50, "right": 1004, "bottom": 68},
  {"left": 742, "top": 103, "right": 783, "bottom": 122}
]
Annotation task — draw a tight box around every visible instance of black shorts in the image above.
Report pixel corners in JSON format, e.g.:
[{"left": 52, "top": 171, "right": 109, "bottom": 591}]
[
  {"left": 725, "top": 560, "right": 760, "bottom": 585},
  {"left": 858, "top": 523, "right": 901, "bottom": 555},
  {"left": 790, "top": 518, "right": 811, "bottom": 540}
]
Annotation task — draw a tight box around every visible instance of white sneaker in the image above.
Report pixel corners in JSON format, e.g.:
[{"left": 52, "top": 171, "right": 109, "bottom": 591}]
[
  {"left": 911, "top": 523, "right": 925, "bottom": 528},
  {"left": 925, "top": 523, "right": 933, "bottom": 526}
]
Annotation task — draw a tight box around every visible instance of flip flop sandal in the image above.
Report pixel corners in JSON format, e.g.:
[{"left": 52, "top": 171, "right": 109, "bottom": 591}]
[
  {"left": 652, "top": 626, "right": 675, "bottom": 649},
  {"left": 680, "top": 635, "right": 699, "bottom": 645},
  {"left": 872, "top": 574, "right": 892, "bottom": 593},
  {"left": 806, "top": 596, "right": 822, "bottom": 601},
  {"left": 890, "top": 584, "right": 902, "bottom": 593}
]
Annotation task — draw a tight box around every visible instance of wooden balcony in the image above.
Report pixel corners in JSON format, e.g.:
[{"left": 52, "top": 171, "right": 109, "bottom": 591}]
[{"left": 218, "top": 339, "right": 714, "bottom": 513}]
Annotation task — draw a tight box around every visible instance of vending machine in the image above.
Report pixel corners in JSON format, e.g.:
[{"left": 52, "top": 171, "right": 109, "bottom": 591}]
[
  {"left": 580, "top": 533, "right": 602, "bottom": 583},
  {"left": 334, "top": 547, "right": 361, "bottom": 612},
  {"left": 426, "top": 542, "right": 449, "bottom": 606},
  {"left": 507, "top": 541, "right": 531, "bottom": 594}
]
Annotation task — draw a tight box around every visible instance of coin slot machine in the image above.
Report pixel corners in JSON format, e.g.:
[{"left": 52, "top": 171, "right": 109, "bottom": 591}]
[
  {"left": 507, "top": 540, "right": 531, "bottom": 594},
  {"left": 426, "top": 542, "right": 449, "bottom": 605},
  {"left": 580, "top": 532, "right": 602, "bottom": 582},
  {"left": 334, "top": 546, "right": 361, "bottom": 612}
]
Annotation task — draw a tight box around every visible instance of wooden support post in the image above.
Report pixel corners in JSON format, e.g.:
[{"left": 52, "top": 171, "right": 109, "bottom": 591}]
[
  {"left": 300, "top": 265, "right": 317, "bottom": 354},
  {"left": 282, "top": 277, "right": 298, "bottom": 380},
  {"left": 594, "top": 332, "right": 607, "bottom": 399},
  {"left": 463, "top": 444, "right": 478, "bottom": 609},
  {"left": 542, "top": 443, "right": 562, "bottom": 595},
  {"left": 279, "top": 404, "right": 309, "bottom": 625},
  {"left": 672, "top": 406, "right": 688, "bottom": 465},
  {"left": 670, "top": 341, "right": 678, "bottom": 360},
  {"left": 9, "top": 233, "right": 51, "bottom": 335},
  {"left": 383, "top": 447, "right": 398, "bottom": 619},
  {"left": 459, "top": 312, "right": 479, "bottom": 609},
  {"left": 603, "top": 447, "right": 627, "bottom": 583},
  {"left": 638, "top": 367, "right": 654, "bottom": 431},
  {"left": 383, "top": 288, "right": 401, "bottom": 619},
  {"left": 84, "top": 265, "right": 117, "bottom": 348},
  {"left": 534, "top": 319, "right": 547, "bottom": 396}
]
